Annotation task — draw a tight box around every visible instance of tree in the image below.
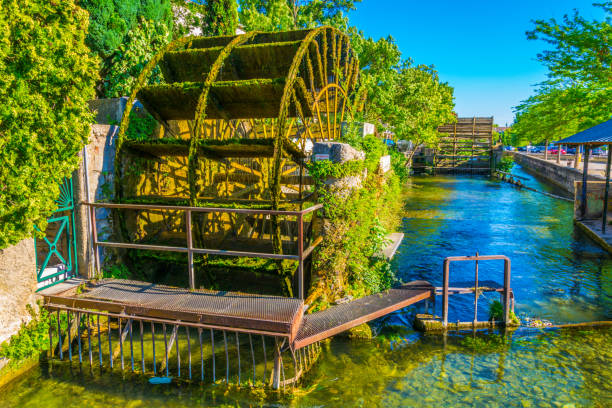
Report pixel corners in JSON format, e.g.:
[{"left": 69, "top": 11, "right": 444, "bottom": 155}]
[
  {"left": 0, "top": 0, "right": 98, "bottom": 249},
  {"left": 203, "top": 0, "right": 239, "bottom": 35},
  {"left": 350, "top": 30, "right": 455, "bottom": 148},
  {"left": 81, "top": 0, "right": 174, "bottom": 97},
  {"left": 513, "top": 3, "right": 611, "bottom": 144},
  {"left": 239, "top": 0, "right": 360, "bottom": 31}
]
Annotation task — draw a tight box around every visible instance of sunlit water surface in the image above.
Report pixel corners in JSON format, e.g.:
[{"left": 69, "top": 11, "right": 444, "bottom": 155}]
[{"left": 2, "top": 168, "right": 611, "bottom": 407}]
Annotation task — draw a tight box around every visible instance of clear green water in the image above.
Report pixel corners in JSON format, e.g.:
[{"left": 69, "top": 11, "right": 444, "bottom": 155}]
[{"left": 2, "top": 171, "right": 612, "bottom": 407}]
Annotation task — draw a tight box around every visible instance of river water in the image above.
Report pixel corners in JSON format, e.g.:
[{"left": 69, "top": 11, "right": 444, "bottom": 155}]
[{"left": 2, "top": 167, "right": 611, "bottom": 407}]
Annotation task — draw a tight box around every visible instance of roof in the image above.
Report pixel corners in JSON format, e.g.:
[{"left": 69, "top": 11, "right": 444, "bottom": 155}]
[{"left": 556, "top": 119, "right": 612, "bottom": 146}]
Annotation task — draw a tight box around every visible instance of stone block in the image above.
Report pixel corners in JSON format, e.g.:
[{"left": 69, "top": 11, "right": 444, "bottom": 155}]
[
  {"left": 89, "top": 98, "right": 127, "bottom": 125},
  {"left": 88, "top": 98, "right": 148, "bottom": 125},
  {"left": 378, "top": 155, "right": 391, "bottom": 173},
  {"left": 0, "top": 238, "right": 37, "bottom": 344},
  {"left": 312, "top": 142, "right": 365, "bottom": 163}
]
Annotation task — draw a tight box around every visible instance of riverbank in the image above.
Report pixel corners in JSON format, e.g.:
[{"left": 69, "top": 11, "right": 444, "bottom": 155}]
[{"left": 509, "top": 151, "right": 605, "bottom": 194}]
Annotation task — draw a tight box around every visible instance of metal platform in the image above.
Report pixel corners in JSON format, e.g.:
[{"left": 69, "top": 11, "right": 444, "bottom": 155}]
[{"left": 42, "top": 278, "right": 433, "bottom": 349}]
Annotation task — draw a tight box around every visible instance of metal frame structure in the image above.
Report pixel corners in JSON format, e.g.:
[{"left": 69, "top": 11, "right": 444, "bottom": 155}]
[
  {"left": 87, "top": 202, "right": 323, "bottom": 299},
  {"left": 442, "top": 255, "right": 511, "bottom": 327},
  {"left": 34, "top": 177, "right": 78, "bottom": 290}
]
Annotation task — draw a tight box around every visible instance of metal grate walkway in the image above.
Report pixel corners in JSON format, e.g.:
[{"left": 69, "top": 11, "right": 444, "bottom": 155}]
[
  {"left": 294, "top": 281, "right": 433, "bottom": 349},
  {"left": 42, "top": 279, "right": 433, "bottom": 348}
]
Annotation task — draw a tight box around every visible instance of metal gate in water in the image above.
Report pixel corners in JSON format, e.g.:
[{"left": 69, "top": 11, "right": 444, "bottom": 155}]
[{"left": 34, "top": 177, "right": 78, "bottom": 291}]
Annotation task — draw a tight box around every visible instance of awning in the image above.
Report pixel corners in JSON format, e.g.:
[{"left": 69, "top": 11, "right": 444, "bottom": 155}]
[{"left": 556, "top": 118, "right": 612, "bottom": 146}]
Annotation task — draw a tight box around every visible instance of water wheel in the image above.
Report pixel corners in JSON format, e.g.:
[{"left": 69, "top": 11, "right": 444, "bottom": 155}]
[{"left": 114, "top": 27, "right": 359, "bottom": 261}]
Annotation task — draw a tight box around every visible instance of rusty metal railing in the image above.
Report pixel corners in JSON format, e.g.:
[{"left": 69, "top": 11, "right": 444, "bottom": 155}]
[
  {"left": 442, "top": 255, "right": 511, "bottom": 327},
  {"left": 85, "top": 202, "right": 323, "bottom": 299}
]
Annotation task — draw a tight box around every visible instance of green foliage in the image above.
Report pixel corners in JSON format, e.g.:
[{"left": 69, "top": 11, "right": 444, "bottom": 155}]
[
  {"left": 489, "top": 300, "right": 520, "bottom": 325},
  {"left": 103, "top": 263, "right": 130, "bottom": 280},
  {"left": 310, "top": 135, "right": 404, "bottom": 306},
  {"left": 0, "top": 305, "right": 50, "bottom": 362},
  {"left": 0, "top": 0, "right": 98, "bottom": 249},
  {"left": 513, "top": 3, "right": 611, "bottom": 145},
  {"left": 103, "top": 18, "right": 172, "bottom": 98},
  {"left": 126, "top": 110, "right": 159, "bottom": 141},
  {"left": 82, "top": 0, "right": 172, "bottom": 59},
  {"left": 203, "top": 0, "right": 239, "bottom": 35},
  {"left": 496, "top": 156, "right": 514, "bottom": 173},
  {"left": 239, "top": 0, "right": 360, "bottom": 31},
  {"left": 349, "top": 30, "right": 456, "bottom": 146},
  {"left": 307, "top": 159, "right": 364, "bottom": 181},
  {"left": 81, "top": 0, "right": 173, "bottom": 97}
]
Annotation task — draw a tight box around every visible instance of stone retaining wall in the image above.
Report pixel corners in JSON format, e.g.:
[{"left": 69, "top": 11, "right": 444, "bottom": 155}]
[{"left": 0, "top": 239, "right": 37, "bottom": 344}]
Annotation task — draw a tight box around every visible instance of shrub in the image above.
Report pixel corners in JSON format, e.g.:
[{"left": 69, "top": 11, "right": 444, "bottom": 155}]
[
  {"left": 0, "top": 0, "right": 98, "bottom": 249},
  {"left": 0, "top": 305, "right": 51, "bottom": 362},
  {"left": 80, "top": 0, "right": 173, "bottom": 97}
]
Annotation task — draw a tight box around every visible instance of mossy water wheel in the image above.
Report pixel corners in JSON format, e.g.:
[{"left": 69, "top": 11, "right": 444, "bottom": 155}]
[{"left": 114, "top": 27, "right": 359, "bottom": 259}]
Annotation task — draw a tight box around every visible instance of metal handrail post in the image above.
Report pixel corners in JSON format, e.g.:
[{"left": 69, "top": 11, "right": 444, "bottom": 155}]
[
  {"left": 89, "top": 205, "right": 100, "bottom": 278},
  {"left": 186, "top": 210, "right": 194, "bottom": 290},
  {"left": 503, "top": 257, "right": 511, "bottom": 324},
  {"left": 442, "top": 258, "right": 450, "bottom": 327},
  {"left": 297, "top": 213, "right": 304, "bottom": 300}
]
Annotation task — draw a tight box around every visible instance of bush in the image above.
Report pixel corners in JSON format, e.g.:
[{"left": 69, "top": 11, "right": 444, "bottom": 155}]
[
  {"left": 82, "top": 0, "right": 172, "bottom": 59},
  {"left": 0, "top": 305, "right": 51, "bottom": 362},
  {"left": 0, "top": 0, "right": 98, "bottom": 249},
  {"left": 308, "top": 134, "right": 404, "bottom": 308},
  {"left": 80, "top": 0, "right": 173, "bottom": 97},
  {"left": 102, "top": 18, "right": 171, "bottom": 98}
]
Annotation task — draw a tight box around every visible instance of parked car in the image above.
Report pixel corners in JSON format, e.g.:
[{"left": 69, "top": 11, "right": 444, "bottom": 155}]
[
  {"left": 549, "top": 147, "right": 566, "bottom": 155},
  {"left": 518, "top": 146, "right": 527, "bottom": 152},
  {"left": 591, "top": 147, "right": 606, "bottom": 156},
  {"left": 566, "top": 147, "right": 576, "bottom": 154}
]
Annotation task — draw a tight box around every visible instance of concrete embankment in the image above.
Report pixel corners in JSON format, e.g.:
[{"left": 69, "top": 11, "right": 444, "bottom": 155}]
[{"left": 508, "top": 151, "right": 604, "bottom": 194}]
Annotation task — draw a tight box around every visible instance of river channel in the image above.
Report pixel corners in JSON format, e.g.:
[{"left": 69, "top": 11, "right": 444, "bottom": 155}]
[{"left": 2, "top": 166, "right": 611, "bottom": 407}]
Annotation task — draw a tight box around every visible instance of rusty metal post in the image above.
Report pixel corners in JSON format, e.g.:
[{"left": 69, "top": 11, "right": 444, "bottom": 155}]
[
  {"left": 272, "top": 338, "right": 282, "bottom": 389},
  {"left": 186, "top": 210, "right": 194, "bottom": 290},
  {"left": 297, "top": 213, "right": 304, "bottom": 299},
  {"left": 503, "top": 258, "right": 511, "bottom": 324},
  {"left": 442, "top": 258, "right": 450, "bottom": 327},
  {"left": 473, "top": 252, "right": 479, "bottom": 325},
  {"left": 89, "top": 205, "right": 100, "bottom": 278},
  {"left": 581, "top": 145, "right": 590, "bottom": 218}
]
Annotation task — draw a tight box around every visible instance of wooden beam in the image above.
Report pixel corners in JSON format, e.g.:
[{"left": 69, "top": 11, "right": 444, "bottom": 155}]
[{"left": 581, "top": 145, "right": 590, "bottom": 218}]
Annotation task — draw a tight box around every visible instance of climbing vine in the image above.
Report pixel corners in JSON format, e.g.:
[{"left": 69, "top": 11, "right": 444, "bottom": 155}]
[{"left": 307, "top": 135, "right": 406, "bottom": 311}]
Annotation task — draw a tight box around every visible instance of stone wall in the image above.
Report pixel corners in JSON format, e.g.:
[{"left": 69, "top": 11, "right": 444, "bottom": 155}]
[
  {"left": 573, "top": 180, "right": 612, "bottom": 220},
  {"left": 0, "top": 239, "right": 37, "bottom": 344},
  {"left": 510, "top": 151, "right": 604, "bottom": 194},
  {"left": 73, "top": 124, "right": 119, "bottom": 278}
]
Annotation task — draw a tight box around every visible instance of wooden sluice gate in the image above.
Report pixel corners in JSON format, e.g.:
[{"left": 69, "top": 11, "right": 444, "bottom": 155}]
[{"left": 40, "top": 278, "right": 434, "bottom": 388}]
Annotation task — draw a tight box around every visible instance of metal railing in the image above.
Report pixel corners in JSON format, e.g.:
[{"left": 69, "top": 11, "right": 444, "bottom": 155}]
[
  {"left": 85, "top": 202, "right": 324, "bottom": 299},
  {"left": 442, "top": 255, "right": 511, "bottom": 327}
]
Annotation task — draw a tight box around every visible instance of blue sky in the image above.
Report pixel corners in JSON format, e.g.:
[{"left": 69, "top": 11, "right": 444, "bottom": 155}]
[{"left": 348, "top": 0, "right": 607, "bottom": 126}]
